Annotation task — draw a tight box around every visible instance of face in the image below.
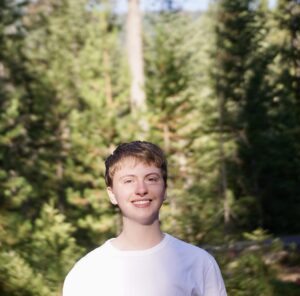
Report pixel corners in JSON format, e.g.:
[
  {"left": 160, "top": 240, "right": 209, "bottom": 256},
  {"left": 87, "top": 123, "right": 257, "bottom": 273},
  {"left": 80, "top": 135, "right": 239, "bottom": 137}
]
[{"left": 107, "top": 158, "right": 166, "bottom": 226}]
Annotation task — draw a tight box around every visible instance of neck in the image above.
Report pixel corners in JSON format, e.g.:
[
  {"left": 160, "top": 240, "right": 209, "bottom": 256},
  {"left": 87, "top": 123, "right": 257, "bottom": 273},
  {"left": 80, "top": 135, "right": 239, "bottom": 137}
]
[{"left": 112, "top": 219, "right": 164, "bottom": 251}]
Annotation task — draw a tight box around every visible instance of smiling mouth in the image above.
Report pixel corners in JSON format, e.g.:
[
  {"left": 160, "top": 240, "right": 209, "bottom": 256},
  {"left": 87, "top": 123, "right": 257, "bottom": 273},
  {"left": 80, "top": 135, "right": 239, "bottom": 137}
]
[{"left": 132, "top": 199, "right": 152, "bottom": 207}]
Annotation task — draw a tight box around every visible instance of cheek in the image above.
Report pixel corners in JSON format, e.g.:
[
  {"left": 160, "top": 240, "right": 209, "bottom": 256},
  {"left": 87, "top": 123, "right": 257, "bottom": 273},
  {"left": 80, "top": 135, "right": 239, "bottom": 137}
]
[
  {"left": 156, "top": 186, "right": 166, "bottom": 198},
  {"left": 115, "top": 186, "right": 132, "bottom": 197}
]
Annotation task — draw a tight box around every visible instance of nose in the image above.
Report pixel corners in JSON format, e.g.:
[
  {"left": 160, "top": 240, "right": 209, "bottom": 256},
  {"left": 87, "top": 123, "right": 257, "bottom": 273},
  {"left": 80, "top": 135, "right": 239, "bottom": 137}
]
[{"left": 135, "top": 180, "right": 148, "bottom": 196}]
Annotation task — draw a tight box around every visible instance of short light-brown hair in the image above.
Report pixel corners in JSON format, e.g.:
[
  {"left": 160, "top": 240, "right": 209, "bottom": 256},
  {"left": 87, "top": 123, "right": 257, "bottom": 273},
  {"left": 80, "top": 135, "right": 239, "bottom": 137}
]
[{"left": 105, "top": 141, "right": 167, "bottom": 187}]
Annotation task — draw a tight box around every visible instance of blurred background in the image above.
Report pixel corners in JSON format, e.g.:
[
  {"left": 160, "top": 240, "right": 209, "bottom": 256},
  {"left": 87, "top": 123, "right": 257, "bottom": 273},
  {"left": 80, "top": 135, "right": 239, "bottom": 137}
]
[{"left": 1, "top": 0, "right": 300, "bottom": 295}]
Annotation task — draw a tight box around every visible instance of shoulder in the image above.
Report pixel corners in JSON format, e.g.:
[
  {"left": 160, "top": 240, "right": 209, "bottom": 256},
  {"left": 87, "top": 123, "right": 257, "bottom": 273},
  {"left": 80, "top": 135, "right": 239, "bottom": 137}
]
[
  {"left": 167, "top": 234, "right": 215, "bottom": 260},
  {"left": 63, "top": 241, "right": 112, "bottom": 295},
  {"left": 165, "top": 235, "right": 227, "bottom": 295},
  {"left": 79, "top": 241, "right": 110, "bottom": 263},
  {"left": 65, "top": 241, "right": 111, "bottom": 280},
  {"left": 165, "top": 233, "right": 222, "bottom": 274}
]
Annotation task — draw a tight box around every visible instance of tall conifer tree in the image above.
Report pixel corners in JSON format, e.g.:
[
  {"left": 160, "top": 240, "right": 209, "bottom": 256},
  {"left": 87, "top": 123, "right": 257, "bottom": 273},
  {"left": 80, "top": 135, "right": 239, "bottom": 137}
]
[
  {"left": 214, "top": 0, "right": 272, "bottom": 231},
  {"left": 0, "top": 0, "right": 128, "bottom": 294}
]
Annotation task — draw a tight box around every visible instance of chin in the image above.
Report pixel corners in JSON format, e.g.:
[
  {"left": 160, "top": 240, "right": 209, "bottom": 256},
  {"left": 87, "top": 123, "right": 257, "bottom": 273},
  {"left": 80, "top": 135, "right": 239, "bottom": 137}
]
[{"left": 126, "top": 213, "right": 160, "bottom": 226}]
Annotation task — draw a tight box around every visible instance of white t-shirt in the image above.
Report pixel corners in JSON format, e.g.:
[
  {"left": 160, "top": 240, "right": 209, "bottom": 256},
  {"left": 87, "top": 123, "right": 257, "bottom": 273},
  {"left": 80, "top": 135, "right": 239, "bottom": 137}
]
[{"left": 63, "top": 233, "right": 227, "bottom": 296}]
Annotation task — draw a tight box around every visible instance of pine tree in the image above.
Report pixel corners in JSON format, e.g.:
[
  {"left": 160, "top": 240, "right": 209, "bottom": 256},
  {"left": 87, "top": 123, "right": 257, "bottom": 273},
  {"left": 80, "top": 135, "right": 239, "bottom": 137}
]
[
  {"left": 0, "top": 0, "right": 129, "bottom": 294},
  {"left": 213, "top": 0, "right": 276, "bottom": 233},
  {"left": 254, "top": 0, "right": 300, "bottom": 233},
  {"left": 144, "top": 10, "right": 225, "bottom": 244}
]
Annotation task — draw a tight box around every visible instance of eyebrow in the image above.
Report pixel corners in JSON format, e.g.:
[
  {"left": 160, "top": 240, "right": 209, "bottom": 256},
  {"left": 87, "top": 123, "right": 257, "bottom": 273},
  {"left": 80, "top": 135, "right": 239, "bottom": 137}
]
[
  {"left": 119, "top": 172, "right": 161, "bottom": 179},
  {"left": 146, "top": 173, "right": 161, "bottom": 177},
  {"left": 119, "top": 174, "right": 135, "bottom": 180}
]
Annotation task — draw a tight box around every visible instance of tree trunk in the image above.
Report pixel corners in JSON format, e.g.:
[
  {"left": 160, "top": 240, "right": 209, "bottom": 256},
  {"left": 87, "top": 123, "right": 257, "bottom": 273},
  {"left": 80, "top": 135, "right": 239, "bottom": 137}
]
[
  {"left": 218, "top": 91, "right": 231, "bottom": 226},
  {"left": 127, "top": 0, "right": 146, "bottom": 112}
]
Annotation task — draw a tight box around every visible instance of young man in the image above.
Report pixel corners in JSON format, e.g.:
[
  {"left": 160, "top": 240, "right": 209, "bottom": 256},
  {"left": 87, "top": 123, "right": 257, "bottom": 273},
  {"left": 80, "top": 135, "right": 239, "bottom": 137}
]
[{"left": 63, "top": 141, "right": 227, "bottom": 296}]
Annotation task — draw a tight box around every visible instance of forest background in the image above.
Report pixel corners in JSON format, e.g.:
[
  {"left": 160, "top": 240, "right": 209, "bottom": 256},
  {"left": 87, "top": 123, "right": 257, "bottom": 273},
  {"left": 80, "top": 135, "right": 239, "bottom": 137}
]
[{"left": 1, "top": 0, "right": 300, "bottom": 295}]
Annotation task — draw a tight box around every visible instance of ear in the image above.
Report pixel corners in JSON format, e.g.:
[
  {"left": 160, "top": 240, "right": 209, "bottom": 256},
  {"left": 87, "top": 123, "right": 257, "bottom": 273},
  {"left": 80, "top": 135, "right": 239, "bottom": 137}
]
[{"left": 107, "top": 187, "right": 118, "bottom": 205}]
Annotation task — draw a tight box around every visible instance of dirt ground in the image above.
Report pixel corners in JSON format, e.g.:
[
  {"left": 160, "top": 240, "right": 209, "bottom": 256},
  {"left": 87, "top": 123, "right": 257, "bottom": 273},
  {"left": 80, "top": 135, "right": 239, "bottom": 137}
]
[{"left": 277, "top": 266, "right": 300, "bottom": 284}]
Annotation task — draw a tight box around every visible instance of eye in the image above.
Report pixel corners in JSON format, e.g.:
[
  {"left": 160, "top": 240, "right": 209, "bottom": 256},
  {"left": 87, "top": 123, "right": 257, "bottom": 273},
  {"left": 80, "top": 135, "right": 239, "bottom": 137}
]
[
  {"left": 123, "top": 178, "right": 134, "bottom": 184},
  {"left": 146, "top": 176, "right": 159, "bottom": 183}
]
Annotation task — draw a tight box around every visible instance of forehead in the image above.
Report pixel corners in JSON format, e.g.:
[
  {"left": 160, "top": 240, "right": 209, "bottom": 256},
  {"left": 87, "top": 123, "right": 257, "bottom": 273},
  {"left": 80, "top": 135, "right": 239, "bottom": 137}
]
[{"left": 112, "top": 157, "right": 161, "bottom": 176}]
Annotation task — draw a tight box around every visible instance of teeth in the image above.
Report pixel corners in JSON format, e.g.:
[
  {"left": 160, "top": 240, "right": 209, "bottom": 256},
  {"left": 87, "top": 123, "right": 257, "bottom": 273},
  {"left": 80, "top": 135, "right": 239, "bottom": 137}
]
[{"left": 133, "top": 200, "right": 150, "bottom": 205}]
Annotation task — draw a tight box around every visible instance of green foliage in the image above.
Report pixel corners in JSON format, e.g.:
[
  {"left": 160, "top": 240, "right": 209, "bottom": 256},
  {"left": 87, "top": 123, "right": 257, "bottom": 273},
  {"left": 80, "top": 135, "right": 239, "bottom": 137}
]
[
  {"left": 0, "top": 203, "right": 81, "bottom": 296},
  {"left": 1, "top": 0, "right": 300, "bottom": 295},
  {"left": 0, "top": 0, "right": 125, "bottom": 294},
  {"left": 225, "top": 251, "right": 274, "bottom": 296},
  {"left": 0, "top": 250, "right": 52, "bottom": 296},
  {"left": 258, "top": 0, "right": 300, "bottom": 233},
  {"left": 219, "top": 229, "right": 282, "bottom": 296},
  {"left": 214, "top": 0, "right": 300, "bottom": 234},
  {"left": 29, "top": 203, "right": 83, "bottom": 287},
  {"left": 144, "top": 11, "right": 225, "bottom": 244},
  {"left": 214, "top": 0, "right": 270, "bottom": 231},
  {"left": 272, "top": 280, "right": 300, "bottom": 296},
  {"left": 243, "top": 227, "right": 271, "bottom": 241}
]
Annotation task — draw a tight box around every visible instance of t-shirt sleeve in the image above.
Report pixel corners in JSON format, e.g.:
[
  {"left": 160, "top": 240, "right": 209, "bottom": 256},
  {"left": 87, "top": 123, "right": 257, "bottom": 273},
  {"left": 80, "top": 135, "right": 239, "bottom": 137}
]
[
  {"left": 62, "top": 264, "right": 85, "bottom": 296},
  {"left": 62, "top": 269, "right": 77, "bottom": 296},
  {"left": 202, "top": 254, "right": 227, "bottom": 296},
  {"left": 192, "top": 251, "right": 227, "bottom": 296}
]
